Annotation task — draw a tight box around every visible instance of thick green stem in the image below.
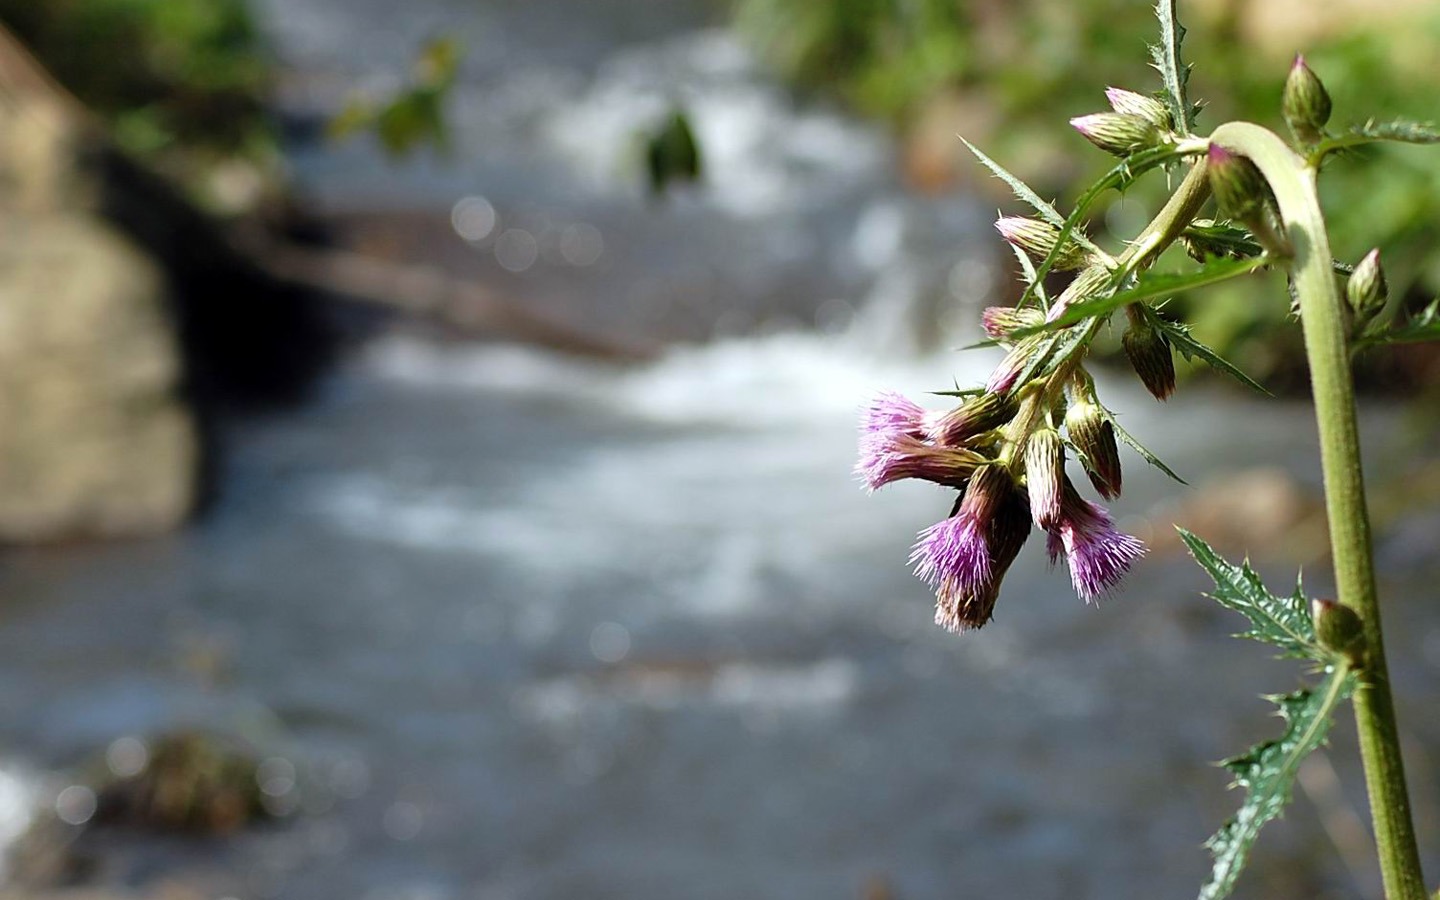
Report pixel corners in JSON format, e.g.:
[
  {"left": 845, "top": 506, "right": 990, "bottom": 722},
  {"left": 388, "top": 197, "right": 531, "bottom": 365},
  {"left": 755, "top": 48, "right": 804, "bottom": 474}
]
[{"left": 1211, "top": 121, "right": 1426, "bottom": 900}]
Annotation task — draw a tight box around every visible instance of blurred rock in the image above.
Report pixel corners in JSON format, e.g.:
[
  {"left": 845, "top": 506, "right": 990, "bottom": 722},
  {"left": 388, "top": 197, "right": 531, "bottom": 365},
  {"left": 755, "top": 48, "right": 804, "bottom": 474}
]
[
  {"left": 10, "top": 731, "right": 275, "bottom": 889},
  {"left": 0, "top": 69, "right": 197, "bottom": 541},
  {"left": 0, "top": 212, "right": 197, "bottom": 540},
  {"left": 1139, "top": 467, "right": 1326, "bottom": 561}
]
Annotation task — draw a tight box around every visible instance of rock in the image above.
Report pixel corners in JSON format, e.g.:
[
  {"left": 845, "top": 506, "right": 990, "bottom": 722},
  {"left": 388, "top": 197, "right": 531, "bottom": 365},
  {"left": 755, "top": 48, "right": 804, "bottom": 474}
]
[
  {"left": 1138, "top": 467, "right": 1326, "bottom": 561},
  {"left": 0, "top": 212, "right": 197, "bottom": 540},
  {"left": 0, "top": 40, "right": 197, "bottom": 541}
]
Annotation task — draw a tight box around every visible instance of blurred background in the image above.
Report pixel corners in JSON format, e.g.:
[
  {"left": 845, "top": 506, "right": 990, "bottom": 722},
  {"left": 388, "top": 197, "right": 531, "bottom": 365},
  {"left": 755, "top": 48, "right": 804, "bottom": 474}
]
[{"left": 0, "top": 1, "right": 1438, "bottom": 898}]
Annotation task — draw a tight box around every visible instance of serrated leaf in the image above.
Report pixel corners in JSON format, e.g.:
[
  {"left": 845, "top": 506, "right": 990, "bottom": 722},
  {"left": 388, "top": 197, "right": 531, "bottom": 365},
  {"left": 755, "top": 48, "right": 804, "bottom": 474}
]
[
  {"left": 1178, "top": 530, "right": 1319, "bottom": 657},
  {"left": 1158, "top": 319, "right": 1272, "bottom": 396},
  {"left": 1149, "top": 0, "right": 1194, "bottom": 134},
  {"left": 1317, "top": 119, "right": 1440, "bottom": 158},
  {"left": 1354, "top": 298, "right": 1440, "bottom": 349},
  {"left": 1023, "top": 255, "right": 1269, "bottom": 334},
  {"left": 1199, "top": 669, "right": 1357, "bottom": 900},
  {"left": 1107, "top": 413, "right": 1186, "bottom": 484},
  {"left": 961, "top": 138, "right": 1107, "bottom": 259}
]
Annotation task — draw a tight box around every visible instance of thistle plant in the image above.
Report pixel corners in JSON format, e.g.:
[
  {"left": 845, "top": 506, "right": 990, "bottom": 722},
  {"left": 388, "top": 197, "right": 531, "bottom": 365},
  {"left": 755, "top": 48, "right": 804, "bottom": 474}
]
[{"left": 856, "top": 3, "right": 1440, "bottom": 897}]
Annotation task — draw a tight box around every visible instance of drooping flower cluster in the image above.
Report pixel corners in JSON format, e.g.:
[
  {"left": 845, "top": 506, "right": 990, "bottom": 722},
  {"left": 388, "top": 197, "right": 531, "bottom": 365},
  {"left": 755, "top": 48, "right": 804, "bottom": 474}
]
[{"left": 856, "top": 207, "right": 1162, "bottom": 633}]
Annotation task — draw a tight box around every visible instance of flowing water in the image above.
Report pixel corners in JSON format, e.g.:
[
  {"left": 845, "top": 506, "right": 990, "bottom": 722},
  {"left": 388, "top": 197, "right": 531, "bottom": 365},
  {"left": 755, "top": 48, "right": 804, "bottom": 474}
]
[{"left": 3, "top": 2, "right": 1439, "bottom": 898}]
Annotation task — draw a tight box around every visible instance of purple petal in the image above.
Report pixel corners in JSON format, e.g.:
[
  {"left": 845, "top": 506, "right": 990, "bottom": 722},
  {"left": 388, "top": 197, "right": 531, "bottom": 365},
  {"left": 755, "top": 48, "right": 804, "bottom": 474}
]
[
  {"left": 860, "top": 391, "right": 927, "bottom": 441},
  {"left": 1054, "top": 496, "right": 1145, "bottom": 603},
  {"left": 910, "top": 514, "right": 991, "bottom": 598}
]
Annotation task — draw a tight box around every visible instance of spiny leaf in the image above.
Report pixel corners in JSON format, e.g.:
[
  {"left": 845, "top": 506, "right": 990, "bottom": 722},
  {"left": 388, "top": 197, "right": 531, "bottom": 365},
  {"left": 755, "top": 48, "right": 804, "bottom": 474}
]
[
  {"left": 1178, "top": 530, "right": 1319, "bottom": 657},
  {"left": 1006, "top": 241, "right": 1050, "bottom": 309},
  {"left": 1199, "top": 670, "right": 1357, "bottom": 900},
  {"left": 1316, "top": 119, "right": 1440, "bottom": 159},
  {"left": 1149, "top": 0, "right": 1195, "bottom": 134},
  {"left": 1158, "top": 318, "right": 1272, "bottom": 396},
  {"left": 961, "top": 138, "right": 1106, "bottom": 259},
  {"left": 1107, "top": 413, "right": 1185, "bottom": 484},
  {"left": 1354, "top": 298, "right": 1440, "bottom": 349},
  {"left": 1021, "top": 255, "right": 1269, "bottom": 334}
]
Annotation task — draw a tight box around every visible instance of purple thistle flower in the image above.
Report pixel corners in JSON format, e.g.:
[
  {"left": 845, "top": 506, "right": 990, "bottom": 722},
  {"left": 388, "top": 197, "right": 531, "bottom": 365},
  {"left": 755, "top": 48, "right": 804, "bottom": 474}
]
[
  {"left": 860, "top": 391, "right": 928, "bottom": 443},
  {"left": 911, "top": 513, "right": 992, "bottom": 602},
  {"left": 854, "top": 433, "right": 984, "bottom": 492},
  {"left": 1046, "top": 480, "right": 1145, "bottom": 603}
]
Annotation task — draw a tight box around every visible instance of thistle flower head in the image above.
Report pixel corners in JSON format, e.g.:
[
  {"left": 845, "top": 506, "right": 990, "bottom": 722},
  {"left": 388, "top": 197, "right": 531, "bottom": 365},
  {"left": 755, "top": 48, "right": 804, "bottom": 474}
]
[
  {"left": 860, "top": 391, "right": 928, "bottom": 443},
  {"left": 919, "top": 466, "right": 1031, "bottom": 632},
  {"left": 855, "top": 432, "right": 986, "bottom": 492},
  {"left": 1070, "top": 111, "right": 1162, "bottom": 157},
  {"left": 1104, "top": 87, "right": 1172, "bottom": 129},
  {"left": 981, "top": 306, "right": 1044, "bottom": 342},
  {"left": 995, "top": 216, "right": 1089, "bottom": 270},
  {"left": 1121, "top": 308, "right": 1177, "bottom": 401},
  {"left": 1046, "top": 480, "right": 1145, "bottom": 603},
  {"left": 1283, "top": 54, "right": 1332, "bottom": 146},
  {"left": 1063, "top": 387, "right": 1122, "bottom": 499},
  {"left": 1024, "top": 428, "right": 1065, "bottom": 530},
  {"left": 984, "top": 342, "right": 1035, "bottom": 394},
  {"left": 928, "top": 390, "right": 1019, "bottom": 446},
  {"left": 1206, "top": 144, "right": 1270, "bottom": 222}
]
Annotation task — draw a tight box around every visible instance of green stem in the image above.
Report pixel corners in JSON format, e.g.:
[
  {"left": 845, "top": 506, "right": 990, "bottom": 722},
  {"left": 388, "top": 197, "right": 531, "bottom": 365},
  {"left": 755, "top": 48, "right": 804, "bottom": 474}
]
[{"left": 1210, "top": 121, "right": 1426, "bottom": 900}]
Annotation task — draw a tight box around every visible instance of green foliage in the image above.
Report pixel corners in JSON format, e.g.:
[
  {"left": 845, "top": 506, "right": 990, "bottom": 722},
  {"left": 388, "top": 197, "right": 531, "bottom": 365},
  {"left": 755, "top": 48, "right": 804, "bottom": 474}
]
[
  {"left": 1179, "top": 530, "right": 1325, "bottom": 659},
  {"left": 1030, "top": 256, "right": 1269, "bottom": 332},
  {"left": 329, "top": 38, "right": 463, "bottom": 159},
  {"left": 1148, "top": 0, "right": 1195, "bottom": 133},
  {"left": 1, "top": 0, "right": 272, "bottom": 160},
  {"left": 1180, "top": 531, "right": 1359, "bottom": 900},
  {"left": 1201, "top": 674, "right": 1358, "bottom": 900},
  {"left": 643, "top": 110, "right": 704, "bottom": 196},
  {"left": 1355, "top": 298, "right": 1440, "bottom": 349},
  {"left": 1156, "top": 315, "right": 1271, "bottom": 396},
  {"left": 733, "top": 0, "right": 1440, "bottom": 389}
]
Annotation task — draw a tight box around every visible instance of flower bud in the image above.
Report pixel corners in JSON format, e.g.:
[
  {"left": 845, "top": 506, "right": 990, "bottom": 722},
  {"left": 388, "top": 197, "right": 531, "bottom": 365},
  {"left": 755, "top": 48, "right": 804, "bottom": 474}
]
[
  {"left": 1121, "top": 309, "right": 1176, "bottom": 401},
  {"left": 1024, "top": 428, "right": 1065, "bottom": 529},
  {"left": 995, "top": 217, "right": 1088, "bottom": 270},
  {"left": 981, "top": 306, "right": 1044, "bottom": 342},
  {"left": 1283, "top": 55, "right": 1332, "bottom": 146},
  {"left": 1064, "top": 391, "right": 1122, "bottom": 499},
  {"left": 1311, "top": 598, "right": 1365, "bottom": 663},
  {"left": 960, "top": 463, "right": 1015, "bottom": 527},
  {"left": 1346, "top": 249, "right": 1388, "bottom": 323},
  {"left": 1104, "top": 87, "right": 1172, "bottom": 130},
  {"left": 984, "top": 340, "right": 1039, "bottom": 394},
  {"left": 928, "top": 390, "right": 1020, "bottom": 447},
  {"left": 1206, "top": 144, "right": 1270, "bottom": 222},
  {"left": 1070, "top": 112, "right": 1162, "bottom": 157}
]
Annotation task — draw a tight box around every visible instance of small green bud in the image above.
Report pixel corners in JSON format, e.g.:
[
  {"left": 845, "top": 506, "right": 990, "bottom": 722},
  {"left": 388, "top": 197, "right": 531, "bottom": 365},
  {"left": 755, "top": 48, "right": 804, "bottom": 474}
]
[
  {"left": 1283, "top": 55, "right": 1332, "bottom": 146},
  {"left": 1024, "top": 428, "right": 1065, "bottom": 529},
  {"left": 1070, "top": 112, "right": 1162, "bottom": 157},
  {"left": 1206, "top": 144, "right": 1270, "bottom": 221},
  {"left": 1311, "top": 598, "right": 1365, "bottom": 663},
  {"left": 1104, "top": 87, "right": 1172, "bottom": 130},
  {"left": 1346, "top": 248, "right": 1388, "bottom": 322},
  {"left": 1064, "top": 386, "right": 1121, "bottom": 499},
  {"left": 1121, "top": 308, "right": 1176, "bottom": 401},
  {"left": 994, "top": 217, "right": 1089, "bottom": 270},
  {"left": 929, "top": 390, "right": 1020, "bottom": 447}
]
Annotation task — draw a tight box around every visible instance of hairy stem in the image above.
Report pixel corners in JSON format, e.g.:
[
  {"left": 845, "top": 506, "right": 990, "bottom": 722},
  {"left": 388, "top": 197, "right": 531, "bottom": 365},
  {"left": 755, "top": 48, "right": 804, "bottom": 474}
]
[{"left": 1210, "top": 121, "right": 1426, "bottom": 900}]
